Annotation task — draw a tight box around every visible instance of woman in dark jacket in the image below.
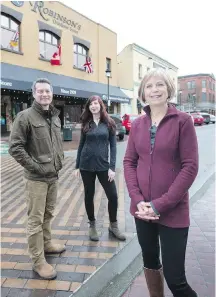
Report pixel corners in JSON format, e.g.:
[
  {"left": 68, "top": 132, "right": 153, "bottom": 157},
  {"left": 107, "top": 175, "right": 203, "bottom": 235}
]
[
  {"left": 124, "top": 68, "right": 198, "bottom": 297},
  {"left": 74, "top": 95, "right": 125, "bottom": 242}
]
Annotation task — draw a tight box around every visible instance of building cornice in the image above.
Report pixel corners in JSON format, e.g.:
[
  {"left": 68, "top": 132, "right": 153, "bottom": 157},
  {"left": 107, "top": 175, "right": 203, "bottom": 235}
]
[
  {"left": 178, "top": 73, "right": 215, "bottom": 80},
  {"left": 132, "top": 43, "right": 178, "bottom": 71}
]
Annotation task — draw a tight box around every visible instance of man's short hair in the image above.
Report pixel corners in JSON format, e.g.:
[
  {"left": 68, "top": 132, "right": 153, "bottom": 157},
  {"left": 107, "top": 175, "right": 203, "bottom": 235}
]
[{"left": 31, "top": 78, "right": 53, "bottom": 93}]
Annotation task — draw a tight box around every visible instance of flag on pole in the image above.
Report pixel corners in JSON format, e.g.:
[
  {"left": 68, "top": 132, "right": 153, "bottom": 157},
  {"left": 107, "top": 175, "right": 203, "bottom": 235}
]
[
  {"left": 83, "top": 56, "right": 93, "bottom": 73},
  {"left": 9, "top": 30, "right": 19, "bottom": 48},
  {"left": 50, "top": 44, "right": 61, "bottom": 66}
]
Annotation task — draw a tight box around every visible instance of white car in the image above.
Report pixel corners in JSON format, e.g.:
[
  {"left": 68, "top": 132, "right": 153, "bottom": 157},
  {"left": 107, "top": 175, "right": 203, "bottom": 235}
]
[{"left": 210, "top": 114, "right": 215, "bottom": 124}]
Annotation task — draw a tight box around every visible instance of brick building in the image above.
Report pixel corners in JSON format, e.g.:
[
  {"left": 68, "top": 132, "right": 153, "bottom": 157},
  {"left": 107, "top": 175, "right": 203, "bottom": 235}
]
[{"left": 178, "top": 73, "right": 216, "bottom": 115}]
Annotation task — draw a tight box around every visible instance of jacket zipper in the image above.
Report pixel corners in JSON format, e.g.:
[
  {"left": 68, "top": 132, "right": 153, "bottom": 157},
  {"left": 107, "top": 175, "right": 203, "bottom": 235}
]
[
  {"left": 148, "top": 114, "right": 172, "bottom": 202},
  {"left": 50, "top": 118, "right": 57, "bottom": 173}
]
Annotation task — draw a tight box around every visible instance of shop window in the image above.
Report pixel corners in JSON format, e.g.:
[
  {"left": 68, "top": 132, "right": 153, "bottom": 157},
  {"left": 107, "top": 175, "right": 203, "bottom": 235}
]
[
  {"left": 201, "top": 92, "right": 206, "bottom": 101},
  {"left": 1, "top": 13, "right": 20, "bottom": 52},
  {"left": 39, "top": 30, "right": 59, "bottom": 60},
  {"left": 74, "top": 43, "right": 88, "bottom": 69}
]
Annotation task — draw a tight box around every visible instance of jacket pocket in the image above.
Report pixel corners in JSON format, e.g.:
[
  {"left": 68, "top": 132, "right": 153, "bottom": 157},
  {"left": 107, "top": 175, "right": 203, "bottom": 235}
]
[
  {"left": 32, "top": 123, "right": 47, "bottom": 139},
  {"left": 32, "top": 156, "right": 56, "bottom": 176}
]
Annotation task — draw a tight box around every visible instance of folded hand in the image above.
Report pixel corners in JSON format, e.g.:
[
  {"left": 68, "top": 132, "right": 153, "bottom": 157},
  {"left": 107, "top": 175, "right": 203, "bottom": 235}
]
[{"left": 135, "top": 201, "right": 159, "bottom": 221}]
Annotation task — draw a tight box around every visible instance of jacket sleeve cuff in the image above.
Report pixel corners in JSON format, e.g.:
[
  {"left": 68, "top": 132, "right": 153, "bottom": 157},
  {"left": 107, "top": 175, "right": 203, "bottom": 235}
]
[
  {"left": 150, "top": 201, "right": 160, "bottom": 216},
  {"left": 109, "top": 166, "right": 115, "bottom": 172}
]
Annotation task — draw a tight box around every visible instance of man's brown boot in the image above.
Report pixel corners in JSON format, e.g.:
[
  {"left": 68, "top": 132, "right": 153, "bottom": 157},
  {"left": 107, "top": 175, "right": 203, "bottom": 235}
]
[
  {"left": 144, "top": 267, "right": 164, "bottom": 297},
  {"left": 33, "top": 262, "right": 57, "bottom": 280},
  {"left": 44, "top": 243, "right": 66, "bottom": 254}
]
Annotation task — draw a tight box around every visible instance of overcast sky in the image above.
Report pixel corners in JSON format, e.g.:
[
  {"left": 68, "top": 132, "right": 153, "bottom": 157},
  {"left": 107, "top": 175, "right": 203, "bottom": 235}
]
[{"left": 60, "top": 0, "right": 215, "bottom": 76}]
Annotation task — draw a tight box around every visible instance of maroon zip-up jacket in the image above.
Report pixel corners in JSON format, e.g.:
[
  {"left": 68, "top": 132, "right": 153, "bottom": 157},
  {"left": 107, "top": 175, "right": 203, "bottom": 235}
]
[{"left": 123, "top": 104, "right": 199, "bottom": 228}]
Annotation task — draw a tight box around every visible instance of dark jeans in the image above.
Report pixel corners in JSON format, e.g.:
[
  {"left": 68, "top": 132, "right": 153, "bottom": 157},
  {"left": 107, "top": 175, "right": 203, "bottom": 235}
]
[
  {"left": 80, "top": 170, "right": 118, "bottom": 222},
  {"left": 135, "top": 218, "right": 197, "bottom": 297}
]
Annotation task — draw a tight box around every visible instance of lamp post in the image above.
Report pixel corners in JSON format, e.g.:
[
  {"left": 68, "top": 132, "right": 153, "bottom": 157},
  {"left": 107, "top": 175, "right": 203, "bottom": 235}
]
[
  {"left": 178, "top": 91, "right": 182, "bottom": 111},
  {"left": 105, "top": 69, "right": 111, "bottom": 112},
  {"left": 192, "top": 94, "right": 196, "bottom": 111}
]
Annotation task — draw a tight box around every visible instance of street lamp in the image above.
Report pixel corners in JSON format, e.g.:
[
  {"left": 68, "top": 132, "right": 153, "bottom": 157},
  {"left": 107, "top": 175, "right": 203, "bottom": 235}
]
[
  {"left": 192, "top": 94, "right": 196, "bottom": 111},
  {"left": 105, "top": 69, "right": 111, "bottom": 112},
  {"left": 178, "top": 91, "right": 182, "bottom": 111}
]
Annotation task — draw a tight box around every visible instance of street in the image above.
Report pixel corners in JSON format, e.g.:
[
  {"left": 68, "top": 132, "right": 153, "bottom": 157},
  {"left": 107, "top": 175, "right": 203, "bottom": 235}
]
[{"left": 0, "top": 124, "right": 215, "bottom": 297}]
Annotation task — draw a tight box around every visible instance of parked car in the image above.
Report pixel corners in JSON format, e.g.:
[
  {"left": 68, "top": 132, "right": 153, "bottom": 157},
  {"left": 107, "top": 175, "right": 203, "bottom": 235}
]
[
  {"left": 109, "top": 114, "right": 126, "bottom": 140},
  {"left": 191, "top": 112, "right": 210, "bottom": 125},
  {"left": 210, "top": 114, "right": 215, "bottom": 124},
  {"left": 191, "top": 114, "right": 204, "bottom": 126},
  {"left": 122, "top": 114, "right": 140, "bottom": 134},
  {"left": 199, "top": 112, "right": 211, "bottom": 124}
]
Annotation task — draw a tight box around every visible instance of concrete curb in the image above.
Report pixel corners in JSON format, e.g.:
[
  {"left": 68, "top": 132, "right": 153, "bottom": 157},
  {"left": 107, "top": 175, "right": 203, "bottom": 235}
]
[
  {"left": 69, "top": 171, "right": 215, "bottom": 297},
  {"left": 69, "top": 234, "right": 141, "bottom": 297}
]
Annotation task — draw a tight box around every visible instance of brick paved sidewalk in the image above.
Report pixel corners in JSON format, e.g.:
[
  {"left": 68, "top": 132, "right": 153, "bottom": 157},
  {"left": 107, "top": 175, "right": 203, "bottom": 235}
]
[
  {"left": 1, "top": 156, "right": 135, "bottom": 297},
  {"left": 1, "top": 129, "right": 81, "bottom": 152},
  {"left": 122, "top": 181, "right": 215, "bottom": 297}
]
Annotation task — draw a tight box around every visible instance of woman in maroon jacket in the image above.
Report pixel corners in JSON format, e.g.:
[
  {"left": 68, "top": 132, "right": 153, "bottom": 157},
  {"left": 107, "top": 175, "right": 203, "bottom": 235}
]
[{"left": 124, "top": 68, "right": 198, "bottom": 297}]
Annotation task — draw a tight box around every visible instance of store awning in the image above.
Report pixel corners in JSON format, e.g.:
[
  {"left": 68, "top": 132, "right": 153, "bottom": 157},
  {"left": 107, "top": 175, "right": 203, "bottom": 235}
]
[{"left": 1, "top": 63, "right": 131, "bottom": 104}]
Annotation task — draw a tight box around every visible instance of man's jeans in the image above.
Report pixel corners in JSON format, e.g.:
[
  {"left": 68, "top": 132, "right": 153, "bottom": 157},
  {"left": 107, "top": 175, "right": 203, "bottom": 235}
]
[{"left": 25, "top": 179, "right": 58, "bottom": 266}]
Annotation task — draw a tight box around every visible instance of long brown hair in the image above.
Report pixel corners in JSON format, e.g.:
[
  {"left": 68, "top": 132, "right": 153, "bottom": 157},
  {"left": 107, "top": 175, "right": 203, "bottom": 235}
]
[{"left": 80, "top": 95, "right": 116, "bottom": 134}]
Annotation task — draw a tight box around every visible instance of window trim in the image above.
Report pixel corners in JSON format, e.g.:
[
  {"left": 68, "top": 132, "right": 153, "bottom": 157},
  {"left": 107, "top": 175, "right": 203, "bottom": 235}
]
[
  {"left": 1, "top": 5, "right": 23, "bottom": 23},
  {"left": 1, "top": 13, "right": 20, "bottom": 53},
  {"left": 37, "top": 20, "right": 61, "bottom": 38},
  {"left": 73, "top": 43, "right": 88, "bottom": 71},
  {"left": 39, "top": 30, "right": 59, "bottom": 61}
]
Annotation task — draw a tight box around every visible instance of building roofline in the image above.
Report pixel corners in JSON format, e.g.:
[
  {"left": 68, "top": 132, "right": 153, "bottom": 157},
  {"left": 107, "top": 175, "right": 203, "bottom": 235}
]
[
  {"left": 58, "top": 1, "right": 117, "bottom": 35},
  {"left": 132, "top": 43, "right": 178, "bottom": 70},
  {"left": 117, "top": 44, "right": 132, "bottom": 56},
  {"left": 178, "top": 73, "right": 215, "bottom": 80}
]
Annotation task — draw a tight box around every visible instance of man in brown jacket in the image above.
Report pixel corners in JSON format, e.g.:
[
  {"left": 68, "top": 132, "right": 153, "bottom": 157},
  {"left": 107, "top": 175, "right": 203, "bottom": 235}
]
[{"left": 9, "top": 78, "right": 65, "bottom": 280}]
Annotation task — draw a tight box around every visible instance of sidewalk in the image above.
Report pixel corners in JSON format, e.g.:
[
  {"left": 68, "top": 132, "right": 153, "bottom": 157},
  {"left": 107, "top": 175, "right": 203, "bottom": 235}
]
[
  {"left": 1, "top": 129, "right": 81, "bottom": 153},
  {"left": 121, "top": 181, "right": 215, "bottom": 297},
  {"left": 0, "top": 155, "right": 135, "bottom": 297}
]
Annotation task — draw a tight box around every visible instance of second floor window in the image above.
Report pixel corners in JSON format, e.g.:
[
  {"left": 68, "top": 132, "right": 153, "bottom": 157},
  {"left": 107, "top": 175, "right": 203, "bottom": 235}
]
[
  {"left": 138, "top": 64, "right": 142, "bottom": 79},
  {"left": 74, "top": 44, "right": 88, "bottom": 69},
  {"left": 39, "top": 31, "right": 58, "bottom": 60},
  {"left": 209, "top": 81, "right": 212, "bottom": 90},
  {"left": 202, "top": 80, "right": 206, "bottom": 88},
  {"left": 106, "top": 58, "right": 111, "bottom": 71},
  {"left": 187, "top": 82, "right": 192, "bottom": 89},
  {"left": 1, "top": 14, "right": 20, "bottom": 51},
  {"left": 191, "top": 81, "right": 196, "bottom": 88}
]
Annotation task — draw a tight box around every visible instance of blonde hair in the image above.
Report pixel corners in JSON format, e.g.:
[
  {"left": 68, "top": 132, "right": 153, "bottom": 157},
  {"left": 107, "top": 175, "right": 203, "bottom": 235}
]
[{"left": 138, "top": 68, "right": 176, "bottom": 103}]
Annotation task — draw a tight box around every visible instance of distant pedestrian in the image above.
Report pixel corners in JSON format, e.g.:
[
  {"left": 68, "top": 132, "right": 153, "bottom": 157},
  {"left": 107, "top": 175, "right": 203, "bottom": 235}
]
[
  {"left": 9, "top": 78, "right": 65, "bottom": 280},
  {"left": 74, "top": 95, "right": 126, "bottom": 242},
  {"left": 124, "top": 68, "right": 198, "bottom": 297}
]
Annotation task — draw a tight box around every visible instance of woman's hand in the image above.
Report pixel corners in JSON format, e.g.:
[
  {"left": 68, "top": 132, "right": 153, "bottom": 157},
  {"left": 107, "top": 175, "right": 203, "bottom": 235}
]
[
  {"left": 135, "top": 201, "right": 159, "bottom": 221},
  {"left": 108, "top": 169, "right": 115, "bottom": 182},
  {"left": 73, "top": 169, "right": 80, "bottom": 179}
]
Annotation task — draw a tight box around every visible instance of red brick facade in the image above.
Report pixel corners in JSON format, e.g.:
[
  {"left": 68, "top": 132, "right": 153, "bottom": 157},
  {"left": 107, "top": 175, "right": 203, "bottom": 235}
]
[{"left": 178, "top": 73, "right": 215, "bottom": 114}]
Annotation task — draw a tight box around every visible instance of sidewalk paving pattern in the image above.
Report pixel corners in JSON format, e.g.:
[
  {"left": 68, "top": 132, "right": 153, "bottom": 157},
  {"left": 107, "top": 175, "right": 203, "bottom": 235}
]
[
  {"left": 122, "top": 181, "right": 215, "bottom": 297},
  {"left": 1, "top": 156, "right": 135, "bottom": 297}
]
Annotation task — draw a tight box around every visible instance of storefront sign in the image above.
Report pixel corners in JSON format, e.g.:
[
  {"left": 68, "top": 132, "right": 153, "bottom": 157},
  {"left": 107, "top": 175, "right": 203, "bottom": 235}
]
[
  {"left": 1, "top": 80, "right": 13, "bottom": 87},
  {"left": 29, "top": 1, "right": 81, "bottom": 33},
  {"left": 60, "top": 88, "right": 77, "bottom": 95}
]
